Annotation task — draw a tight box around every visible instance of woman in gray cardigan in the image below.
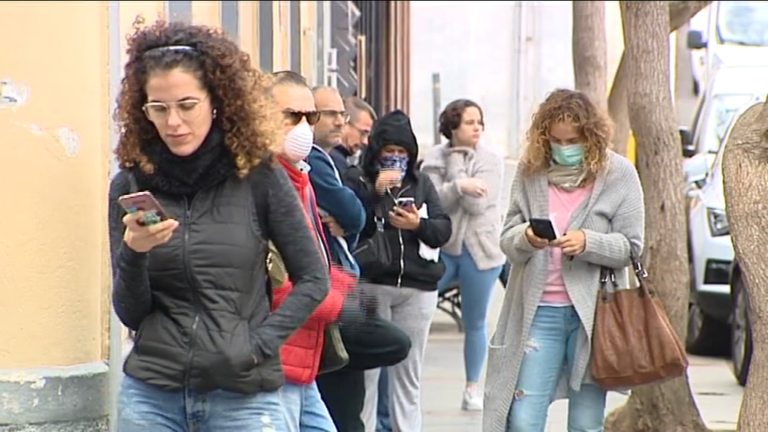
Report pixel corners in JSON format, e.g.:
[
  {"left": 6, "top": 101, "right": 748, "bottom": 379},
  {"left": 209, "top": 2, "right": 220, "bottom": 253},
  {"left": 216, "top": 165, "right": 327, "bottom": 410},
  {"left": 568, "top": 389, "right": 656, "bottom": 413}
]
[
  {"left": 483, "top": 89, "right": 645, "bottom": 432},
  {"left": 422, "top": 99, "right": 506, "bottom": 412}
]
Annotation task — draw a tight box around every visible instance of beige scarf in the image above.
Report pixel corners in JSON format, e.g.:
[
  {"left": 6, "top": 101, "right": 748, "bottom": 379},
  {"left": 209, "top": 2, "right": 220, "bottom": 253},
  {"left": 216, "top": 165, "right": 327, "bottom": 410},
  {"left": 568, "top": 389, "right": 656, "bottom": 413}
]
[{"left": 547, "top": 163, "right": 589, "bottom": 192}]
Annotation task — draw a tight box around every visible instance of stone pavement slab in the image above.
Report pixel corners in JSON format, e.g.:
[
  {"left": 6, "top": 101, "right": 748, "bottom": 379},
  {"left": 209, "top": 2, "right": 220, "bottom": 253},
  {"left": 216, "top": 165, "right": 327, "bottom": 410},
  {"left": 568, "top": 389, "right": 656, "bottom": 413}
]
[{"left": 422, "top": 285, "right": 742, "bottom": 431}]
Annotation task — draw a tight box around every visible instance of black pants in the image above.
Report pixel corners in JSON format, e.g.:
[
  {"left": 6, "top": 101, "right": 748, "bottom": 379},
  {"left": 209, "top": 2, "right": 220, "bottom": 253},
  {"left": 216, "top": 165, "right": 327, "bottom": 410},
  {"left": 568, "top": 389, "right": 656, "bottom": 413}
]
[{"left": 317, "top": 314, "right": 411, "bottom": 432}]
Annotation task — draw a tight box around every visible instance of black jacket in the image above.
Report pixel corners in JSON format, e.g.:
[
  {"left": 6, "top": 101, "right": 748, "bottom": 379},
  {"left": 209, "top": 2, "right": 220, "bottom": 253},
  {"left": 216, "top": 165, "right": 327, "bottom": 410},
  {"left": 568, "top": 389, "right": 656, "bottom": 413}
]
[
  {"left": 344, "top": 110, "right": 452, "bottom": 291},
  {"left": 108, "top": 161, "right": 328, "bottom": 394}
]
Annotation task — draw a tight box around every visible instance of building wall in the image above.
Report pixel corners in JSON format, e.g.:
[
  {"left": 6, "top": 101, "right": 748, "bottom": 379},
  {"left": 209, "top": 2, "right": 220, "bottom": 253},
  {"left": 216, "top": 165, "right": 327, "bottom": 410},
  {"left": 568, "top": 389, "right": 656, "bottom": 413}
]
[
  {"left": 409, "top": 1, "right": 677, "bottom": 161},
  {"left": 0, "top": 1, "right": 319, "bottom": 428}
]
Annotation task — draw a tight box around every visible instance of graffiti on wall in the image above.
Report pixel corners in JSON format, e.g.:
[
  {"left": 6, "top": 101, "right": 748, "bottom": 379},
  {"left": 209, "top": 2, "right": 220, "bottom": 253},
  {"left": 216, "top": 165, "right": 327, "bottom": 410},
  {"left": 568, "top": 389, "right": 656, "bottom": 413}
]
[{"left": 0, "top": 79, "right": 81, "bottom": 158}]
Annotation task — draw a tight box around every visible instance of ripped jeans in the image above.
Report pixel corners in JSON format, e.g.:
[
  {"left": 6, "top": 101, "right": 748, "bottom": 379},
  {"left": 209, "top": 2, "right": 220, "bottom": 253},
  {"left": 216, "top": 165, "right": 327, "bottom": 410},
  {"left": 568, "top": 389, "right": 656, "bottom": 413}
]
[{"left": 507, "top": 306, "right": 606, "bottom": 432}]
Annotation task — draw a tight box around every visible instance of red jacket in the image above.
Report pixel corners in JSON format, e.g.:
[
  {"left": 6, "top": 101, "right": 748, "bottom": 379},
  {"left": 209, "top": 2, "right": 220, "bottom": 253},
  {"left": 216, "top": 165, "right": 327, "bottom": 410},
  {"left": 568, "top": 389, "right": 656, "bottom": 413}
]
[{"left": 272, "top": 157, "right": 355, "bottom": 385}]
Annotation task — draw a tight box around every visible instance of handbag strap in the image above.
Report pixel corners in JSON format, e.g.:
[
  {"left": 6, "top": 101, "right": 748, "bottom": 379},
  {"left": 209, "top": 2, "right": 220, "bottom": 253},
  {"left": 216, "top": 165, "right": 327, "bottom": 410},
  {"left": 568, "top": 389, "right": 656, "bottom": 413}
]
[
  {"left": 362, "top": 178, "right": 387, "bottom": 231},
  {"left": 599, "top": 255, "right": 650, "bottom": 300}
]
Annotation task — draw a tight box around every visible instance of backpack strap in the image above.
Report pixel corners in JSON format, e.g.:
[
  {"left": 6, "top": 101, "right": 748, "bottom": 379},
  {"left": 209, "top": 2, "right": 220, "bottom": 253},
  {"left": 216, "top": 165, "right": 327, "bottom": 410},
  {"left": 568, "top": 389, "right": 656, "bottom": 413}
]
[
  {"left": 248, "top": 168, "right": 273, "bottom": 304},
  {"left": 127, "top": 172, "right": 139, "bottom": 194}
]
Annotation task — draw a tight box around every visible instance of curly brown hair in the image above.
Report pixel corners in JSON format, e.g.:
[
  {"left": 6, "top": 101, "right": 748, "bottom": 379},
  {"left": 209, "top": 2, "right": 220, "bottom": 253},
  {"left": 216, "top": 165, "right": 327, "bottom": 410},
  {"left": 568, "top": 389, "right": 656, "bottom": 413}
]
[
  {"left": 114, "top": 17, "right": 282, "bottom": 178},
  {"left": 438, "top": 99, "right": 484, "bottom": 141},
  {"left": 520, "top": 89, "right": 613, "bottom": 177}
]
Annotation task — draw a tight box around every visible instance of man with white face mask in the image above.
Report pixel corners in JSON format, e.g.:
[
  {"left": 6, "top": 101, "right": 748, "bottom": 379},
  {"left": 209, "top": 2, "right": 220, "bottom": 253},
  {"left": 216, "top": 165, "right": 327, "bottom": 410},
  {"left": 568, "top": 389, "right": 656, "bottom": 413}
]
[{"left": 268, "top": 71, "right": 377, "bottom": 432}]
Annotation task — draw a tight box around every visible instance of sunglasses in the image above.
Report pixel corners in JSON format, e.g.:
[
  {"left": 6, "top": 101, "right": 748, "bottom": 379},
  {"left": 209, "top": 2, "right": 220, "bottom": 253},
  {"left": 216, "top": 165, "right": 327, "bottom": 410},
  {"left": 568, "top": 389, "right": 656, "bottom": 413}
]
[{"left": 284, "top": 110, "right": 320, "bottom": 126}]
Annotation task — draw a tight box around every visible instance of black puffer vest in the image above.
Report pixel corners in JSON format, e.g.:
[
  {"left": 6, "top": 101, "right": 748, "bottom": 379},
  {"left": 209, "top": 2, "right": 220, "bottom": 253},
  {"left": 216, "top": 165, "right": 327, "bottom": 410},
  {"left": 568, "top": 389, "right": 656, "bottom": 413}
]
[{"left": 124, "top": 174, "right": 282, "bottom": 394}]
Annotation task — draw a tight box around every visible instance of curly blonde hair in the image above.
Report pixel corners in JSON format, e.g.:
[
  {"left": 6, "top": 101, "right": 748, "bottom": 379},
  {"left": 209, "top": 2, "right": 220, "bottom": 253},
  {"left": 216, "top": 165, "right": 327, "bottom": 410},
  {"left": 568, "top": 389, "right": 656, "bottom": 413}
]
[
  {"left": 520, "top": 89, "right": 613, "bottom": 177},
  {"left": 114, "top": 17, "right": 282, "bottom": 178}
]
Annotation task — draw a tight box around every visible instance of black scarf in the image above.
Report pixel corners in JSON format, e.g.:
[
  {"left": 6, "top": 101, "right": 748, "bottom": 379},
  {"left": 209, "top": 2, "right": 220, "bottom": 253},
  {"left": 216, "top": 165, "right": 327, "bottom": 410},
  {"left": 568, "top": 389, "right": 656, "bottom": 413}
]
[{"left": 132, "top": 126, "right": 236, "bottom": 196}]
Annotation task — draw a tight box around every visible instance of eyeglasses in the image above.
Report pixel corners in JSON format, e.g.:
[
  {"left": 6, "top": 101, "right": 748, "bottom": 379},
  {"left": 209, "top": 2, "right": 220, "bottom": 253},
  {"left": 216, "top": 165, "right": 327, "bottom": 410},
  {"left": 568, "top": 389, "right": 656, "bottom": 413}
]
[
  {"left": 348, "top": 123, "right": 371, "bottom": 139},
  {"left": 319, "top": 110, "right": 350, "bottom": 123},
  {"left": 283, "top": 110, "right": 320, "bottom": 126},
  {"left": 143, "top": 98, "right": 206, "bottom": 122}
]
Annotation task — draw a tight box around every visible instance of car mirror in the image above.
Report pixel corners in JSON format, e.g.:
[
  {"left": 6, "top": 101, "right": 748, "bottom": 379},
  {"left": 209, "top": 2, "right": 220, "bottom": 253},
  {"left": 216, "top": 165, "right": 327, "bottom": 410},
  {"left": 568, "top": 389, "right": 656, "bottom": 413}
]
[
  {"left": 680, "top": 127, "right": 696, "bottom": 158},
  {"left": 687, "top": 30, "right": 706, "bottom": 50},
  {"left": 683, "top": 153, "right": 709, "bottom": 186}
]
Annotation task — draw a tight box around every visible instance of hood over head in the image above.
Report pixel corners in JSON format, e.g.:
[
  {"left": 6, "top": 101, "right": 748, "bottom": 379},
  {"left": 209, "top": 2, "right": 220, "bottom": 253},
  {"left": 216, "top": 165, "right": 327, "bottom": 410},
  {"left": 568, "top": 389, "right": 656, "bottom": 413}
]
[{"left": 360, "top": 109, "right": 419, "bottom": 179}]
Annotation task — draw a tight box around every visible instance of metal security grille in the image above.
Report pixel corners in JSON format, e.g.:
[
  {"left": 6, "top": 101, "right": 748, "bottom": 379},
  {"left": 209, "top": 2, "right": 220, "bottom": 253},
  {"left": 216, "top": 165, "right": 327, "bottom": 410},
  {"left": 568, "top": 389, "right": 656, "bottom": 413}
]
[
  {"left": 328, "top": 1, "right": 361, "bottom": 97},
  {"left": 353, "top": 1, "right": 386, "bottom": 114}
]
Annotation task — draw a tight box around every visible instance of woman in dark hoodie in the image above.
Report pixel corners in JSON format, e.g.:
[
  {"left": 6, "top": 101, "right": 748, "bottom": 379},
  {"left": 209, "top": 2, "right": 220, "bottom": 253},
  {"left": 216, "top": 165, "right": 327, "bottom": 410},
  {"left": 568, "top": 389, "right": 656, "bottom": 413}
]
[{"left": 344, "top": 110, "right": 452, "bottom": 431}]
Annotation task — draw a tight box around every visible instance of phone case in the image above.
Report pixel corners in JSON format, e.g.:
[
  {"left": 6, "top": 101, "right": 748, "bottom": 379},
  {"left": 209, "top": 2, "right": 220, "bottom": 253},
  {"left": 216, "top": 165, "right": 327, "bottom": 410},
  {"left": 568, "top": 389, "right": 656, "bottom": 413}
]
[{"left": 529, "top": 218, "right": 557, "bottom": 241}]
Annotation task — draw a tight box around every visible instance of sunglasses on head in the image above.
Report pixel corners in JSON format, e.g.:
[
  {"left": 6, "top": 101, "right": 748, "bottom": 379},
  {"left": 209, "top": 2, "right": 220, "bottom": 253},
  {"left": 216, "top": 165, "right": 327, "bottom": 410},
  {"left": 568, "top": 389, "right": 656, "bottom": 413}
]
[{"left": 283, "top": 110, "right": 320, "bottom": 126}]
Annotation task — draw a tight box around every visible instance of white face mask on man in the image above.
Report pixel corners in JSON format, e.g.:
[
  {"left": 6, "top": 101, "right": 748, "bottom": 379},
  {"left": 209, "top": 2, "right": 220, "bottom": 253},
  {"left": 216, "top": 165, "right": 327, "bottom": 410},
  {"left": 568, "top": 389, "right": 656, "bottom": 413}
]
[{"left": 283, "top": 122, "right": 314, "bottom": 162}]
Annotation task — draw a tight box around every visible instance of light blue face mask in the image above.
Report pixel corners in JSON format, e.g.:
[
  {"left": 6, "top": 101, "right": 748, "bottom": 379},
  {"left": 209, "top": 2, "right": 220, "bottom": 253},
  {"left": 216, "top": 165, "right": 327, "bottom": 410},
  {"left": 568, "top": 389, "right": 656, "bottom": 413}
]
[{"left": 551, "top": 143, "right": 585, "bottom": 167}]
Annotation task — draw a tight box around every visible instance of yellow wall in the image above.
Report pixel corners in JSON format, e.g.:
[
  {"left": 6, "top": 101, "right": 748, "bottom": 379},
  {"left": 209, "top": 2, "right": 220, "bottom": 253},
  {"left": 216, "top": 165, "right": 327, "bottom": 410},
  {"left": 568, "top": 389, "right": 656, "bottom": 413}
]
[
  {"left": 0, "top": 2, "right": 109, "bottom": 368},
  {"left": 0, "top": 1, "right": 317, "bottom": 370}
]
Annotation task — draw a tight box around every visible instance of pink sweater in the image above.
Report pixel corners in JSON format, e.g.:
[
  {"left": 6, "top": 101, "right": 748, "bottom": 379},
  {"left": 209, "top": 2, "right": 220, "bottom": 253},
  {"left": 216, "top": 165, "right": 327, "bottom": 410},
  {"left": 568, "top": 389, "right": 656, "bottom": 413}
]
[{"left": 540, "top": 183, "right": 594, "bottom": 305}]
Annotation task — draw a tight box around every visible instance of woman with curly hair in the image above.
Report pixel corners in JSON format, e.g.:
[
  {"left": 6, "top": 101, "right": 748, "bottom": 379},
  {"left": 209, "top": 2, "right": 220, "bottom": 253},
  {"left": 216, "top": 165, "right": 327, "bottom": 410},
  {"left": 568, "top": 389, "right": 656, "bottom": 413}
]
[
  {"left": 483, "top": 89, "right": 645, "bottom": 432},
  {"left": 108, "top": 19, "right": 329, "bottom": 431},
  {"left": 421, "top": 99, "right": 506, "bottom": 411}
]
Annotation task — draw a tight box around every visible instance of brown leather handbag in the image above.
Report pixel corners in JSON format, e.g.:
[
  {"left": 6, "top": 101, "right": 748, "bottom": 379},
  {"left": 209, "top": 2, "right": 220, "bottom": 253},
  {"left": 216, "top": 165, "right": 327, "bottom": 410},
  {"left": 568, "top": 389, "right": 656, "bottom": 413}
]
[{"left": 591, "top": 260, "right": 688, "bottom": 390}]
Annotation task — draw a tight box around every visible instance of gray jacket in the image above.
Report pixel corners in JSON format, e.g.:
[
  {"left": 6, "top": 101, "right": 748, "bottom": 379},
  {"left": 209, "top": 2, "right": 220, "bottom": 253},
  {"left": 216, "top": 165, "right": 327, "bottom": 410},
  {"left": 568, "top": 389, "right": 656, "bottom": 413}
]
[
  {"left": 483, "top": 152, "right": 645, "bottom": 431},
  {"left": 421, "top": 143, "right": 506, "bottom": 270}
]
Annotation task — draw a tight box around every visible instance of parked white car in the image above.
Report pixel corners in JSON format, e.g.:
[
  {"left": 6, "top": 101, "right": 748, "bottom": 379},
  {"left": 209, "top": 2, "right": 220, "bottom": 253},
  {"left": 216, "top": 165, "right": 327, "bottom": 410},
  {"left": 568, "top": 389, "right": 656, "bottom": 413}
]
[
  {"left": 684, "top": 94, "right": 764, "bottom": 360},
  {"left": 680, "top": 65, "right": 768, "bottom": 164},
  {"left": 687, "top": 1, "right": 768, "bottom": 96}
]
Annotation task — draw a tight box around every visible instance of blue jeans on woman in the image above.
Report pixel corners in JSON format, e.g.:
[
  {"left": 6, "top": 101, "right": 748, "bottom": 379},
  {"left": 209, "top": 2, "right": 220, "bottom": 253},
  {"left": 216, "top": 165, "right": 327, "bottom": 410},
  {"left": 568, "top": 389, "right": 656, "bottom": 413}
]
[
  {"left": 437, "top": 245, "right": 502, "bottom": 383},
  {"left": 506, "top": 306, "right": 607, "bottom": 432},
  {"left": 118, "top": 375, "right": 288, "bottom": 431},
  {"left": 281, "top": 381, "right": 337, "bottom": 432}
]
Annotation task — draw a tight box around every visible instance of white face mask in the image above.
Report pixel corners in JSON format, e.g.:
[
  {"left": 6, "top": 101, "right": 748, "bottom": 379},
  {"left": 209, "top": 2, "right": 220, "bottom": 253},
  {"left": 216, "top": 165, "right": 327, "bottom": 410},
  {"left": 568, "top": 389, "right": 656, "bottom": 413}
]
[{"left": 283, "top": 122, "right": 314, "bottom": 162}]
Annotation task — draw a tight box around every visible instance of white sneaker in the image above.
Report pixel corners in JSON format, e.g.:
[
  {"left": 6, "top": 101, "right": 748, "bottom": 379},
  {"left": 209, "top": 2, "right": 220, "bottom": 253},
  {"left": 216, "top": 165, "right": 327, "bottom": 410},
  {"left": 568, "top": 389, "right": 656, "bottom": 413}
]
[{"left": 461, "top": 387, "right": 483, "bottom": 411}]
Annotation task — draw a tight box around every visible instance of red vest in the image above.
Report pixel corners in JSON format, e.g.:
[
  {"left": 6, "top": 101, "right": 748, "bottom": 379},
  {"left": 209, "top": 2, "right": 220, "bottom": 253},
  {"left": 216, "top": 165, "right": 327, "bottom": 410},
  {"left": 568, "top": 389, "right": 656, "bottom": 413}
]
[{"left": 271, "top": 157, "right": 354, "bottom": 384}]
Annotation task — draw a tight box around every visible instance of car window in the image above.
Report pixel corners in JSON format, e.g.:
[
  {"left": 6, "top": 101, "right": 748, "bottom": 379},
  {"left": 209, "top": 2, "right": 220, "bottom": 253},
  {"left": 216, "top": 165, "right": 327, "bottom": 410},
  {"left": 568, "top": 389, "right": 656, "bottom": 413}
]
[
  {"left": 717, "top": 1, "right": 768, "bottom": 46},
  {"left": 701, "top": 93, "right": 756, "bottom": 153}
]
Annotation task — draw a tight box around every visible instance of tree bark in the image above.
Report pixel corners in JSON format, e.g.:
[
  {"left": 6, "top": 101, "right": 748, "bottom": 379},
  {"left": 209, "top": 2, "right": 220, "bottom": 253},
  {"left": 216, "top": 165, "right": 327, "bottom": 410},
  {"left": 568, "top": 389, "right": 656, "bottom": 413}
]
[
  {"left": 573, "top": 1, "right": 607, "bottom": 111},
  {"left": 609, "top": 1, "right": 713, "bottom": 155},
  {"left": 722, "top": 101, "right": 768, "bottom": 430},
  {"left": 604, "top": 2, "right": 707, "bottom": 431}
]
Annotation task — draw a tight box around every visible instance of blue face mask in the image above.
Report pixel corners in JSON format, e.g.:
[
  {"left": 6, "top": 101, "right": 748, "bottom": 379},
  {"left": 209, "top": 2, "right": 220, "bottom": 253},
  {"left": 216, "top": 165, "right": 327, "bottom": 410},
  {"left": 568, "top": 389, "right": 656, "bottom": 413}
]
[
  {"left": 378, "top": 155, "right": 409, "bottom": 180},
  {"left": 551, "top": 143, "right": 584, "bottom": 167}
]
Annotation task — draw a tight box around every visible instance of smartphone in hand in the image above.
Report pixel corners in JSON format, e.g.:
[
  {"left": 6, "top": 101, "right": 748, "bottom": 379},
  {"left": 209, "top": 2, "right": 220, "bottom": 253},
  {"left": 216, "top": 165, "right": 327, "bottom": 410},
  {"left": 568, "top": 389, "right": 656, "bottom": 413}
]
[
  {"left": 396, "top": 197, "right": 416, "bottom": 211},
  {"left": 118, "top": 191, "right": 169, "bottom": 226},
  {"left": 529, "top": 218, "right": 558, "bottom": 241}
]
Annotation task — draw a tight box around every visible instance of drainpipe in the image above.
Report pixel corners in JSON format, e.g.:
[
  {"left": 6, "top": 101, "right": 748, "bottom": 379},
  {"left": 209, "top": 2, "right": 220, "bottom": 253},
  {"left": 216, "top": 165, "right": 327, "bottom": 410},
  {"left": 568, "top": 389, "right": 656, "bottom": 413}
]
[{"left": 508, "top": 1, "right": 523, "bottom": 159}]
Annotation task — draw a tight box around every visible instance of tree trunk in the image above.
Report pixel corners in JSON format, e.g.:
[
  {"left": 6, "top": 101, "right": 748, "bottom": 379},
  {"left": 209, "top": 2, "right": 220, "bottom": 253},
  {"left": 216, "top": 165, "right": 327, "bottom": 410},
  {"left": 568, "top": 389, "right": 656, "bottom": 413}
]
[
  {"left": 722, "top": 102, "right": 768, "bottom": 430},
  {"left": 604, "top": 2, "right": 707, "bottom": 431},
  {"left": 572, "top": 1, "right": 607, "bottom": 111},
  {"left": 609, "top": 1, "right": 713, "bottom": 155}
]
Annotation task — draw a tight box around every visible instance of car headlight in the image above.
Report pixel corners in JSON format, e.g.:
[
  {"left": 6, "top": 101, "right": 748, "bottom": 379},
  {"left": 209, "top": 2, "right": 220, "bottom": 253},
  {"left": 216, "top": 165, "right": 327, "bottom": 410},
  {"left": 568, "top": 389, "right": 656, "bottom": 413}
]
[{"left": 707, "top": 208, "right": 729, "bottom": 237}]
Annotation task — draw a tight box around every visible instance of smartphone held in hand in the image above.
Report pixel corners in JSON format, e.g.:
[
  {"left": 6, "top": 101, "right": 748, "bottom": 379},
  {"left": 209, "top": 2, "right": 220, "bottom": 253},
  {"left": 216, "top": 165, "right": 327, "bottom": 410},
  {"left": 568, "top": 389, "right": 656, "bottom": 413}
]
[
  {"left": 529, "top": 218, "right": 558, "bottom": 241},
  {"left": 396, "top": 197, "right": 416, "bottom": 210},
  {"left": 118, "top": 191, "right": 169, "bottom": 226}
]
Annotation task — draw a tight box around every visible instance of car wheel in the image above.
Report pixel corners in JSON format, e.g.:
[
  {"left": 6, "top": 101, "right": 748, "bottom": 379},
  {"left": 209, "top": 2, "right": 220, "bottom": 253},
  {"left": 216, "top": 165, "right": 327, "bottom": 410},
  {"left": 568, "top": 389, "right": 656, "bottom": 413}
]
[
  {"left": 731, "top": 276, "right": 752, "bottom": 386},
  {"left": 686, "top": 301, "right": 729, "bottom": 355}
]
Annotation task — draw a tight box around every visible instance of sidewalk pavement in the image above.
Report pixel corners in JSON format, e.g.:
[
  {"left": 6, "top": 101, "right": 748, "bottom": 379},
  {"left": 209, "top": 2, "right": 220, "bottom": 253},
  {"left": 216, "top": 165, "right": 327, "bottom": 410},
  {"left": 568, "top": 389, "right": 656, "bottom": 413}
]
[{"left": 421, "top": 284, "right": 742, "bottom": 431}]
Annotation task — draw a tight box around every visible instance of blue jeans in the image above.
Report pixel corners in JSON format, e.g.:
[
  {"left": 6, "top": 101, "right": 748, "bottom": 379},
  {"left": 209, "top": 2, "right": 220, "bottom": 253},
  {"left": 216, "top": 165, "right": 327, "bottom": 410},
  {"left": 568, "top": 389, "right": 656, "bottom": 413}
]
[
  {"left": 437, "top": 245, "right": 502, "bottom": 382},
  {"left": 506, "top": 306, "right": 607, "bottom": 432},
  {"left": 376, "top": 368, "right": 392, "bottom": 432},
  {"left": 281, "top": 381, "right": 337, "bottom": 432},
  {"left": 117, "top": 375, "right": 288, "bottom": 432}
]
